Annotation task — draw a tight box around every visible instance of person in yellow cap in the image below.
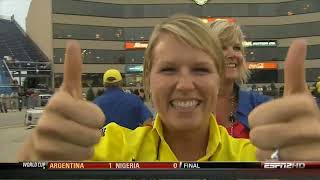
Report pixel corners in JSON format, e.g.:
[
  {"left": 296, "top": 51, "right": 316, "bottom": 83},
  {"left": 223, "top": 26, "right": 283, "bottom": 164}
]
[
  {"left": 18, "top": 14, "right": 320, "bottom": 162},
  {"left": 103, "top": 69, "right": 123, "bottom": 84},
  {"left": 93, "top": 69, "right": 153, "bottom": 129}
]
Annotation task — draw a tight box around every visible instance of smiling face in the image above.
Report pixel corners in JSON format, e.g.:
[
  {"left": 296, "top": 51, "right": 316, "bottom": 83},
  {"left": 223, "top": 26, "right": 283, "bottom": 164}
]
[
  {"left": 149, "top": 33, "right": 220, "bottom": 132},
  {"left": 222, "top": 41, "right": 244, "bottom": 82},
  {"left": 209, "top": 20, "right": 249, "bottom": 84}
]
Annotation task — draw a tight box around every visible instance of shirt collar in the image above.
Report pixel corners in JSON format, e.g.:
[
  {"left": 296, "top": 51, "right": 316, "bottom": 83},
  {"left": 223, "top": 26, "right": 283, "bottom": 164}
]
[
  {"left": 104, "top": 86, "right": 122, "bottom": 93},
  {"left": 152, "top": 113, "right": 222, "bottom": 161}
]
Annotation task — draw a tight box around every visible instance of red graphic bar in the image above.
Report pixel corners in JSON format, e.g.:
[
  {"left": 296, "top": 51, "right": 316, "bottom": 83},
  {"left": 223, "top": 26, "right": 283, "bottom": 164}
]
[
  {"left": 304, "top": 162, "right": 320, "bottom": 168},
  {"left": 47, "top": 162, "right": 178, "bottom": 170}
]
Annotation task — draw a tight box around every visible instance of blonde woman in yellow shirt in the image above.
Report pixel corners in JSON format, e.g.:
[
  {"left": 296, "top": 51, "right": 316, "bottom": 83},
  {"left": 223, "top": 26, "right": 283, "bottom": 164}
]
[{"left": 18, "top": 15, "right": 320, "bottom": 162}]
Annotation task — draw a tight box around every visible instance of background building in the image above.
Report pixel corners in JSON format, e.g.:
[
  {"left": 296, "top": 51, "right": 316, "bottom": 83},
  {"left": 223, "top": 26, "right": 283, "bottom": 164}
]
[{"left": 25, "top": 0, "right": 320, "bottom": 91}]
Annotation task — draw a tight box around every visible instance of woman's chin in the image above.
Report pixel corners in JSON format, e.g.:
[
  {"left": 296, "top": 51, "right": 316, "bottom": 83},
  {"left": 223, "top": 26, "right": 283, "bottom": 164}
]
[
  {"left": 168, "top": 120, "right": 204, "bottom": 132},
  {"left": 224, "top": 75, "right": 238, "bottom": 82}
]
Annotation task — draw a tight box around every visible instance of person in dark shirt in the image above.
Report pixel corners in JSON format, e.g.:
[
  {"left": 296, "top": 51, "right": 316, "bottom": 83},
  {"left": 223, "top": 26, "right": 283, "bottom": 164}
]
[{"left": 94, "top": 69, "right": 153, "bottom": 129}]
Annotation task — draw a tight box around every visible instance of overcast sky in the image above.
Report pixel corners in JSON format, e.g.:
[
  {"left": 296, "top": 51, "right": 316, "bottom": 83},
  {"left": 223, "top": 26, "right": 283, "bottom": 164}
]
[{"left": 0, "top": 0, "right": 32, "bottom": 30}]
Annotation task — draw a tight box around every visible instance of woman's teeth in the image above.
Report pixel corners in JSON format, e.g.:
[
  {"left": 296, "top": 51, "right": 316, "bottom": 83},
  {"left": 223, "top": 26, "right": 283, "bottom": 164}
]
[
  {"left": 171, "top": 100, "right": 199, "bottom": 108},
  {"left": 226, "top": 63, "right": 236, "bottom": 68}
]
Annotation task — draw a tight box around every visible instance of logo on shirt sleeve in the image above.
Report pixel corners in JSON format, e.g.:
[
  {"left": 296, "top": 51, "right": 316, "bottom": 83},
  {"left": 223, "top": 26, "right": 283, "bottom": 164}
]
[{"left": 101, "top": 127, "right": 106, "bottom": 137}]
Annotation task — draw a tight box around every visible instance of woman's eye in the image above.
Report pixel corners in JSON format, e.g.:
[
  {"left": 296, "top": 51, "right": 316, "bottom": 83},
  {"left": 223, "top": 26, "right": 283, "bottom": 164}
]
[
  {"left": 194, "top": 68, "right": 210, "bottom": 74},
  {"left": 160, "top": 67, "right": 176, "bottom": 73},
  {"left": 233, "top": 46, "right": 241, "bottom": 51}
]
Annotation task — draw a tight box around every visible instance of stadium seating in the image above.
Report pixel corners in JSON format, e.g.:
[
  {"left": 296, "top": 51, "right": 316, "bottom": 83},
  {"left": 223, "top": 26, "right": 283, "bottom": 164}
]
[{"left": 0, "top": 17, "right": 51, "bottom": 94}]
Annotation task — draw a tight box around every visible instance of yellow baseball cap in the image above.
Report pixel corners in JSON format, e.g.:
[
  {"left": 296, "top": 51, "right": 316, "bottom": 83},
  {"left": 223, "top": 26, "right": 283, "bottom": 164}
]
[{"left": 103, "top": 69, "right": 122, "bottom": 83}]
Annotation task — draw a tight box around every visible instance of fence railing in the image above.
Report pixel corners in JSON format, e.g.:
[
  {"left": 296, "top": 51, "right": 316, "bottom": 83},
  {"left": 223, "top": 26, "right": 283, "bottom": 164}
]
[{"left": 2, "top": 59, "right": 14, "bottom": 80}]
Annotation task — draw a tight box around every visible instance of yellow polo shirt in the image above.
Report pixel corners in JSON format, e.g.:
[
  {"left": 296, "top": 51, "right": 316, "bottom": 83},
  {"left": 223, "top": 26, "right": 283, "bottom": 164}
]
[{"left": 92, "top": 114, "right": 256, "bottom": 161}]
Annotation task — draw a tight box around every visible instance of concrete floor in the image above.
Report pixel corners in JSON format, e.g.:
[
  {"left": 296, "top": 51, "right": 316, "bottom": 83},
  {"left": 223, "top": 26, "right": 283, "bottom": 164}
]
[{"left": 0, "top": 110, "right": 30, "bottom": 162}]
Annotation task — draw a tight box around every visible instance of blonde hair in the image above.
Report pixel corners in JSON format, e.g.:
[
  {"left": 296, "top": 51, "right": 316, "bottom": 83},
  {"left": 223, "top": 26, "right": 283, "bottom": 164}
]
[
  {"left": 143, "top": 14, "right": 225, "bottom": 100},
  {"left": 209, "top": 19, "right": 250, "bottom": 84}
]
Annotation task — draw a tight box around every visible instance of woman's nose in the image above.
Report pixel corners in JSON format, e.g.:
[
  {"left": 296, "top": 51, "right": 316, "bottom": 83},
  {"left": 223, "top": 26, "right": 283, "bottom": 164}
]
[{"left": 176, "top": 71, "right": 195, "bottom": 92}]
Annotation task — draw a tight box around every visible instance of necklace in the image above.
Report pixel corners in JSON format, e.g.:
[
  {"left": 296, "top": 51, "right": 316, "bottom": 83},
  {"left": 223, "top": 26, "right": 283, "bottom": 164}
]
[
  {"left": 218, "top": 94, "right": 237, "bottom": 136},
  {"left": 229, "top": 96, "right": 236, "bottom": 137}
]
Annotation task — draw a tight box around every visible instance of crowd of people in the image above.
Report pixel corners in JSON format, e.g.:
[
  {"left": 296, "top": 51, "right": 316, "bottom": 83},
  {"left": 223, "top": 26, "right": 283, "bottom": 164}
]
[
  {"left": 0, "top": 92, "right": 22, "bottom": 113},
  {"left": 0, "top": 88, "right": 49, "bottom": 113}
]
